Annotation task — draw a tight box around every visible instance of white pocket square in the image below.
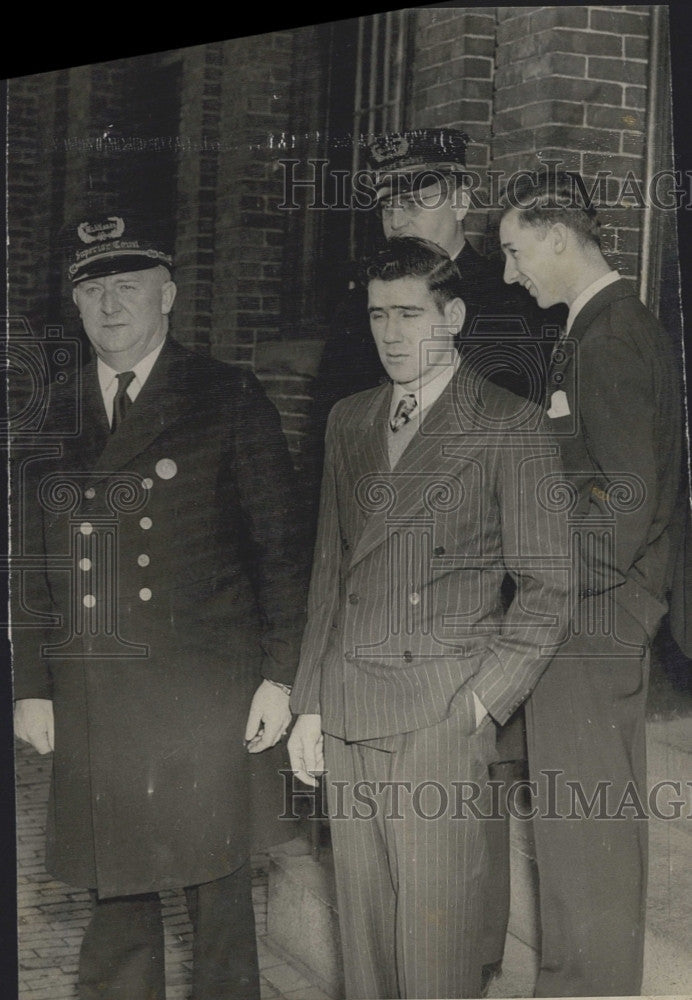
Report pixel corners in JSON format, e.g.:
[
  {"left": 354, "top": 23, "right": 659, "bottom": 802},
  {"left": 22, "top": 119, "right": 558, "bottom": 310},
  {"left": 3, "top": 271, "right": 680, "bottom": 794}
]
[{"left": 547, "top": 389, "right": 571, "bottom": 418}]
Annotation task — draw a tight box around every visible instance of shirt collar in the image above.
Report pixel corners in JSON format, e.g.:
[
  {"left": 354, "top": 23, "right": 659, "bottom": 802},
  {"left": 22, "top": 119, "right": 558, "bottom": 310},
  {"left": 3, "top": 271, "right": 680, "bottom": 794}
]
[
  {"left": 566, "top": 270, "right": 620, "bottom": 333},
  {"left": 390, "top": 354, "right": 460, "bottom": 422},
  {"left": 97, "top": 337, "right": 166, "bottom": 396}
]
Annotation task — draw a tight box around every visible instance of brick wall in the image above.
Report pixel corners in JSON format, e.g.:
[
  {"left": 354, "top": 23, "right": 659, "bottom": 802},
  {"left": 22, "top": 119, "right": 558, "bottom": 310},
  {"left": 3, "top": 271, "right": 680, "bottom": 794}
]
[
  {"left": 410, "top": 6, "right": 497, "bottom": 246},
  {"left": 174, "top": 43, "right": 224, "bottom": 355},
  {"left": 7, "top": 74, "right": 58, "bottom": 341},
  {"left": 6, "top": 9, "right": 662, "bottom": 463},
  {"left": 492, "top": 5, "right": 651, "bottom": 276},
  {"left": 209, "top": 32, "right": 295, "bottom": 369}
]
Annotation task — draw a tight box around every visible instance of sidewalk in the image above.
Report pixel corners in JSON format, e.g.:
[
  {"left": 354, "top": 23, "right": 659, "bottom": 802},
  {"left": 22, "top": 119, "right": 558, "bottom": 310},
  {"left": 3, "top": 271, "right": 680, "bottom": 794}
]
[
  {"left": 15, "top": 710, "right": 692, "bottom": 999},
  {"left": 15, "top": 742, "right": 330, "bottom": 1000}
]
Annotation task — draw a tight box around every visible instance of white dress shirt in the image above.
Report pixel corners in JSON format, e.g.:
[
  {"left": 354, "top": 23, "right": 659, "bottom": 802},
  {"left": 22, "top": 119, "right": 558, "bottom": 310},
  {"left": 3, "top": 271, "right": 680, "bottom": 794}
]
[
  {"left": 388, "top": 352, "right": 460, "bottom": 428},
  {"left": 97, "top": 339, "right": 166, "bottom": 427},
  {"left": 566, "top": 270, "right": 620, "bottom": 334}
]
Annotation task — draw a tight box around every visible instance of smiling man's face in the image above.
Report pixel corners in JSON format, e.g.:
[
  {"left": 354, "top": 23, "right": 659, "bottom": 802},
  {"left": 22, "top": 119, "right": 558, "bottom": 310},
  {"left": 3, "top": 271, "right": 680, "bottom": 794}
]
[
  {"left": 499, "top": 207, "right": 565, "bottom": 309},
  {"left": 367, "top": 275, "right": 463, "bottom": 386}
]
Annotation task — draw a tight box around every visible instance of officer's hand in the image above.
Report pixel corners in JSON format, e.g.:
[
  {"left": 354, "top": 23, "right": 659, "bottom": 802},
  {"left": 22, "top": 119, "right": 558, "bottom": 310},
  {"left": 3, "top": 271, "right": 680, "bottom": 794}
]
[
  {"left": 14, "top": 698, "right": 54, "bottom": 755},
  {"left": 287, "top": 714, "right": 324, "bottom": 787},
  {"left": 244, "top": 680, "right": 292, "bottom": 754}
]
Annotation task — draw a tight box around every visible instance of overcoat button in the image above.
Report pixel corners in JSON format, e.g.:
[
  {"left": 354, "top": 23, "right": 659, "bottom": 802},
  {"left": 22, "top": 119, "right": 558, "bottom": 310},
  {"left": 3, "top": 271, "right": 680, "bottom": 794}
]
[
  {"left": 140, "top": 517, "right": 153, "bottom": 530},
  {"left": 139, "top": 588, "right": 152, "bottom": 602},
  {"left": 83, "top": 595, "right": 96, "bottom": 608},
  {"left": 137, "top": 554, "right": 150, "bottom": 567},
  {"left": 155, "top": 459, "right": 177, "bottom": 480},
  {"left": 142, "top": 478, "right": 153, "bottom": 490},
  {"left": 84, "top": 487, "right": 96, "bottom": 500},
  {"left": 79, "top": 558, "right": 92, "bottom": 572},
  {"left": 79, "top": 522, "right": 93, "bottom": 535}
]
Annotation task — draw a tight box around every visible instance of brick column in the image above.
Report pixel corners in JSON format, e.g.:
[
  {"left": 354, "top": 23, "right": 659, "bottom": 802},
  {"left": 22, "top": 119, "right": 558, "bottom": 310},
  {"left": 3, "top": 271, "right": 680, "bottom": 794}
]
[
  {"left": 493, "top": 5, "right": 651, "bottom": 278},
  {"left": 209, "top": 31, "right": 294, "bottom": 369},
  {"left": 174, "top": 43, "right": 224, "bottom": 354},
  {"left": 410, "top": 6, "right": 496, "bottom": 246}
]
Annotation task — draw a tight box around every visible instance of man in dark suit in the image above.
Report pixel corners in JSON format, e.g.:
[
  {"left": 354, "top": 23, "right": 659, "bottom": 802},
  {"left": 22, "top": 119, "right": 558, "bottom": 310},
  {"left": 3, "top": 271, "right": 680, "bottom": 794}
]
[
  {"left": 288, "top": 236, "right": 570, "bottom": 999},
  {"left": 499, "top": 171, "right": 684, "bottom": 996},
  {"left": 11, "top": 213, "right": 306, "bottom": 1000},
  {"left": 306, "top": 128, "right": 559, "bottom": 990}
]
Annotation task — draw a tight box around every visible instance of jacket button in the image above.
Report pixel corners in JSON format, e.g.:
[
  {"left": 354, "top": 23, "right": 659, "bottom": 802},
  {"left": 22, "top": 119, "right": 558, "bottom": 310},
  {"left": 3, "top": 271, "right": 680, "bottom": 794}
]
[
  {"left": 403, "top": 650, "right": 413, "bottom": 663},
  {"left": 434, "top": 546, "right": 445, "bottom": 556},
  {"left": 80, "top": 522, "right": 93, "bottom": 535},
  {"left": 79, "top": 558, "right": 92, "bottom": 572},
  {"left": 142, "top": 478, "right": 153, "bottom": 490},
  {"left": 140, "top": 517, "right": 153, "bottom": 530},
  {"left": 83, "top": 594, "right": 96, "bottom": 608},
  {"left": 344, "top": 651, "right": 355, "bottom": 661},
  {"left": 348, "top": 593, "right": 359, "bottom": 604},
  {"left": 139, "top": 588, "right": 152, "bottom": 602},
  {"left": 156, "top": 458, "right": 177, "bottom": 479},
  {"left": 84, "top": 487, "right": 96, "bottom": 500},
  {"left": 138, "top": 554, "right": 150, "bottom": 567}
]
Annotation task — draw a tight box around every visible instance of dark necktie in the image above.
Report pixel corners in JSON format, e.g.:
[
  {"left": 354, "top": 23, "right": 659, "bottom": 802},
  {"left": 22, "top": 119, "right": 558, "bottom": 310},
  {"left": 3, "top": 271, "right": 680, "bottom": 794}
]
[
  {"left": 390, "top": 393, "right": 417, "bottom": 432},
  {"left": 111, "top": 371, "right": 136, "bottom": 433}
]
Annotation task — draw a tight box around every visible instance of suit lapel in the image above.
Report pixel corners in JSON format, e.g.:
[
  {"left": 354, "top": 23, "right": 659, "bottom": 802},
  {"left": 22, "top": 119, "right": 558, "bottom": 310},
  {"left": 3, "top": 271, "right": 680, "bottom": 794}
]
[
  {"left": 557, "top": 278, "right": 636, "bottom": 359},
  {"left": 344, "top": 383, "right": 391, "bottom": 483},
  {"left": 349, "top": 372, "right": 463, "bottom": 570},
  {"left": 548, "top": 278, "right": 636, "bottom": 404},
  {"left": 90, "top": 339, "right": 196, "bottom": 480}
]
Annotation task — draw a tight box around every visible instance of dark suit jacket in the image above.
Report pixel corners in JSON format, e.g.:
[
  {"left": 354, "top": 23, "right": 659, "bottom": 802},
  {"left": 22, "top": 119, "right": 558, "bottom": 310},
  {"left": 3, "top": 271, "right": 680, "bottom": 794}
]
[
  {"left": 291, "top": 365, "right": 570, "bottom": 742},
  {"left": 547, "top": 277, "right": 683, "bottom": 641},
  {"left": 11, "top": 337, "right": 307, "bottom": 897}
]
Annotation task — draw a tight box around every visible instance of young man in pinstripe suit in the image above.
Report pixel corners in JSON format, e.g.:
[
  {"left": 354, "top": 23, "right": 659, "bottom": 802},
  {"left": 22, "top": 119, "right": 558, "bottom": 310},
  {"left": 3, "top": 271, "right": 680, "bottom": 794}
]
[{"left": 289, "top": 237, "right": 570, "bottom": 999}]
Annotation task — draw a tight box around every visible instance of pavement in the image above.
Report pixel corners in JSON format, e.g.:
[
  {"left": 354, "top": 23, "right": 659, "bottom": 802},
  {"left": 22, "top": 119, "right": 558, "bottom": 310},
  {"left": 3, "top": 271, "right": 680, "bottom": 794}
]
[
  {"left": 15, "top": 742, "right": 331, "bottom": 1000},
  {"left": 14, "top": 651, "right": 692, "bottom": 999}
]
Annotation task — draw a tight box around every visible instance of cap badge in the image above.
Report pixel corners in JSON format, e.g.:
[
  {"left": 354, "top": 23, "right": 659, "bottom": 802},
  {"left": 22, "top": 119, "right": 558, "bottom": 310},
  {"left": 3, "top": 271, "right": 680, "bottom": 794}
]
[
  {"left": 369, "top": 134, "right": 410, "bottom": 166},
  {"left": 77, "top": 216, "right": 125, "bottom": 245}
]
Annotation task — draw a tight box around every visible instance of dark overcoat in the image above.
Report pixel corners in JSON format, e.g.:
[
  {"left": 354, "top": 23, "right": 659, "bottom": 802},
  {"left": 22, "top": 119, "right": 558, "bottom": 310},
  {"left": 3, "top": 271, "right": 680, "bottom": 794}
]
[{"left": 12, "top": 337, "right": 307, "bottom": 898}]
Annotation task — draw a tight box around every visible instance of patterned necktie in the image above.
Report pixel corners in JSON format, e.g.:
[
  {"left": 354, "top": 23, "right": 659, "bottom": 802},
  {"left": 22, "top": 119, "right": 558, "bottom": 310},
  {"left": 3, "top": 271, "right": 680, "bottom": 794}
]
[
  {"left": 390, "top": 393, "right": 417, "bottom": 431},
  {"left": 111, "top": 371, "right": 136, "bottom": 433}
]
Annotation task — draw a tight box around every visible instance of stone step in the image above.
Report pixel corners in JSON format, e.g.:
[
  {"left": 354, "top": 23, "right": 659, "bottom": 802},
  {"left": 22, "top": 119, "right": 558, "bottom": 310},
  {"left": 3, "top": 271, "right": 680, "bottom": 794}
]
[{"left": 266, "top": 838, "right": 343, "bottom": 1000}]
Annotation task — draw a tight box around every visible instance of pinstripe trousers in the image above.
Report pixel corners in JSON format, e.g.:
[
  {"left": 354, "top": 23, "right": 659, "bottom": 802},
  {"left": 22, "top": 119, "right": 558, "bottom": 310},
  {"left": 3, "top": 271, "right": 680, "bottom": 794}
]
[{"left": 324, "top": 712, "right": 497, "bottom": 1000}]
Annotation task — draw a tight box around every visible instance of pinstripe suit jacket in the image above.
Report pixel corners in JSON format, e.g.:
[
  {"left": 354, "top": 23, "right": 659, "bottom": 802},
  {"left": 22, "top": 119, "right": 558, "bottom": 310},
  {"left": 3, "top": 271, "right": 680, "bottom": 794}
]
[{"left": 291, "top": 364, "right": 570, "bottom": 742}]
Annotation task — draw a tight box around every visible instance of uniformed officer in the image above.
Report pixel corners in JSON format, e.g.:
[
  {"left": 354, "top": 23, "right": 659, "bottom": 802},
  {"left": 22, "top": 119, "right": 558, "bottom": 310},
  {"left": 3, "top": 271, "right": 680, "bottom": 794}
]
[{"left": 12, "top": 212, "right": 307, "bottom": 1000}]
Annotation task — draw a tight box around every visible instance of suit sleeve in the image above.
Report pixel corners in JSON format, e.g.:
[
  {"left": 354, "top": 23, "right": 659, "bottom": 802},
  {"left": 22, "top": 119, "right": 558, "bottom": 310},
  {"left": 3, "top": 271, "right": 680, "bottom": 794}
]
[
  {"left": 290, "top": 408, "right": 344, "bottom": 715},
  {"left": 232, "top": 373, "right": 309, "bottom": 686},
  {"left": 470, "top": 421, "right": 571, "bottom": 724},
  {"left": 575, "top": 324, "right": 664, "bottom": 589}
]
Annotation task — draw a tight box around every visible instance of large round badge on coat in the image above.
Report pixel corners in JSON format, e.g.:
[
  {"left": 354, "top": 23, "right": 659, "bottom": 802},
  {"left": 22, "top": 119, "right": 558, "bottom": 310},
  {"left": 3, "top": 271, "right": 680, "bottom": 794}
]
[{"left": 155, "top": 458, "right": 177, "bottom": 480}]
